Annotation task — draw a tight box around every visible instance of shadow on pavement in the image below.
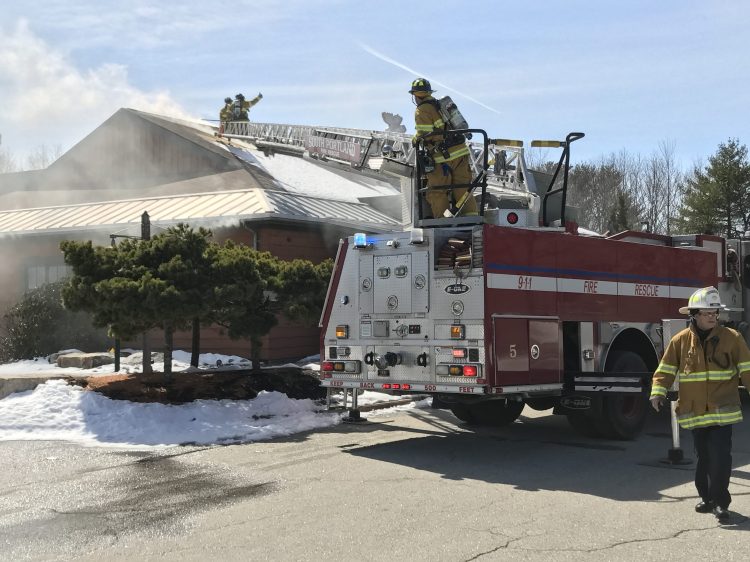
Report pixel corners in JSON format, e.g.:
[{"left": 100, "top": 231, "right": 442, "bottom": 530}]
[{"left": 342, "top": 402, "right": 750, "bottom": 514}]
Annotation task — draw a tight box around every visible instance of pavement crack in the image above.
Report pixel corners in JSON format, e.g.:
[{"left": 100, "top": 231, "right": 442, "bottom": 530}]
[
  {"left": 464, "top": 535, "right": 526, "bottom": 560},
  {"left": 584, "top": 523, "right": 736, "bottom": 553},
  {"left": 466, "top": 516, "right": 749, "bottom": 559}
]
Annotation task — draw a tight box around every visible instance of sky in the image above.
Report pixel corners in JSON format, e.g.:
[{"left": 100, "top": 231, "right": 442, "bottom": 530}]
[
  {"left": 0, "top": 0, "right": 748, "bottom": 169},
  {"left": 0, "top": 351, "right": 425, "bottom": 447}
]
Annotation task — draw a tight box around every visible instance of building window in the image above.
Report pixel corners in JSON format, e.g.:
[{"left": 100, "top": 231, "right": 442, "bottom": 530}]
[
  {"left": 26, "top": 264, "right": 71, "bottom": 290},
  {"left": 47, "top": 265, "right": 70, "bottom": 284}
]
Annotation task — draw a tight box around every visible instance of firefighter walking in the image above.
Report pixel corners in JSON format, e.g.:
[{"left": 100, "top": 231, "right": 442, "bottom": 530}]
[
  {"left": 650, "top": 286, "right": 750, "bottom": 521},
  {"left": 409, "top": 78, "right": 477, "bottom": 218}
]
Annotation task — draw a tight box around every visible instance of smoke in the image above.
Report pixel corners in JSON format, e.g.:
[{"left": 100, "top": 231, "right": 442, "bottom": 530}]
[
  {"left": 0, "top": 20, "right": 196, "bottom": 158},
  {"left": 358, "top": 43, "right": 503, "bottom": 116}
]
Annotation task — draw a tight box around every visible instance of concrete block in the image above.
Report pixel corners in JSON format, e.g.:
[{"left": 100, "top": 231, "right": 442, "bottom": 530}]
[{"left": 56, "top": 353, "right": 114, "bottom": 369}]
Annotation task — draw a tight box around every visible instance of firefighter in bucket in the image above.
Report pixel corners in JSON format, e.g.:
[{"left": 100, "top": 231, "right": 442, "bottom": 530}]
[{"left": 409, "top": 78, "right": 477, "bottom": 219}]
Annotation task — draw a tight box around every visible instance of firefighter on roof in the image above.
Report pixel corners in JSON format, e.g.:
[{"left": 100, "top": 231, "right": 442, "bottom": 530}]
[
  {"left": 409, "top": 78, "right": 477, "bottom": 218},
  {"left": 232, "top": 92, "right": 263, "bottom": 121},
  {"left": 219, "top": 97, "right": 233, "bottom": 123},
  {"left": 650, "top": 286, "right": 750, "bottom": 521}
]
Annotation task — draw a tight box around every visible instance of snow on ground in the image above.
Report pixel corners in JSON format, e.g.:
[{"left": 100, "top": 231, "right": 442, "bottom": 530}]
[
  {"left": 0, "top": 358, "right": 73, "bottom": 374},
  {"left": 0, "top": 351, "right": 426, "bottom": 448},
  {"left": 0, "top": 380, "right": 340, "bottom": 448},
  {"left": 227, "top": 144, "right": 399, "bottom": 203}
]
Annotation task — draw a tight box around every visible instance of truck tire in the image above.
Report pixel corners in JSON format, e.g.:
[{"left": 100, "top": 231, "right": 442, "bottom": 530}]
[
  {"left": 596, "top": 350, "right": 650, "bottom": 440},
  {"left": 463, "top": 399, "right": 525, "bottom": 427},
  {"left": 449, "top": 404, "right": 476, "bottom": 424}
]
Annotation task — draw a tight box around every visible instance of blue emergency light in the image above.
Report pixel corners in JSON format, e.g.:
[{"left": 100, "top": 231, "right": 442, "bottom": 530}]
[{"left": 353, "top": 232, "right": 368, "bottom": 248}]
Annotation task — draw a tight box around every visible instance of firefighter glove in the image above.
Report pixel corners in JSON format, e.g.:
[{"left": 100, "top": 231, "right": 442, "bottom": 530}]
[{"left": 650, "top": 396, "right": 665, "bottom": 412}]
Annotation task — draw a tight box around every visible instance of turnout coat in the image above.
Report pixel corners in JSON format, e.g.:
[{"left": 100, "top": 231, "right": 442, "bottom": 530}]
[{"left": 651, "top": 325, "right": 750, "bottom": 429}]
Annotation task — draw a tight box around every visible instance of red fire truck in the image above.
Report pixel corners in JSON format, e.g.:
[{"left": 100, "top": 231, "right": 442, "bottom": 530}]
[{"left": 319, "top": 130, "right": 747, "bottom": 439}]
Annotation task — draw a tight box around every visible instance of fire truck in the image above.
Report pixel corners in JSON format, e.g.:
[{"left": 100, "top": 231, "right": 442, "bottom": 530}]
[{"left": 316, "top": 128, "right": 750, "bottom": 439}]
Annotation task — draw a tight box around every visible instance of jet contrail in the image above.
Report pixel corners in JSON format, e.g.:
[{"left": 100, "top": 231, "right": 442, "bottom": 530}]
[{"left": 359, "top": 43, "right": 503, "bottom": 116}]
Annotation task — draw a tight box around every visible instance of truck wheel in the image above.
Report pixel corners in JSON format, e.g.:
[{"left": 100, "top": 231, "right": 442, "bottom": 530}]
[
  {"left": 597, "top": 351, "right": 650, "bottom": 440},
  {"left": 465, "top": 400, "right": 525, "bottom": 427},
  {"left": 449, "top": 404, "right": 476, "bottom": 424}
]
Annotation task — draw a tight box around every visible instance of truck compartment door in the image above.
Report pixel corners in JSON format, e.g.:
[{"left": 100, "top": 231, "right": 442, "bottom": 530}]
[
  {"left": 494, "top": 318, "right": 529, "bottom": 385},
  {"left": 493, "top": 317, "right": 561, "bottom": 386}
]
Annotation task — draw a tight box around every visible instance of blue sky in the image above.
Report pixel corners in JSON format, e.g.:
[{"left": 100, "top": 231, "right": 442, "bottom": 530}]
[{"left": 0, "top": 0, "right": 748, "bottom": 167}]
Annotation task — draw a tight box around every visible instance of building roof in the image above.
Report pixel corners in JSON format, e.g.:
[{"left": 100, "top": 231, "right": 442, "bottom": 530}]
[
  {"left": 0, "top": 108, "right": 405, "bottom": 238},
  {"left": 0, "top": 188, "right": 401, "bottom": 236},
  {"left": 0, "top": 109, "right": 279, "bottom": 207}
]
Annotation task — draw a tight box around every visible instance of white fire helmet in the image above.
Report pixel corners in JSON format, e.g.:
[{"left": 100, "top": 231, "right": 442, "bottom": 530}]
[{"left": 678, "top": 286, "right": 727, "bottom": 315}]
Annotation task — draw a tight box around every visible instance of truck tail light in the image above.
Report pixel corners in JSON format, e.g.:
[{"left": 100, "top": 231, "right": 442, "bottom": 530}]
[
  {"left": 344, "top": 361, "right": 360, "bottom": 373},
  {"left": 402, "top": 384, "right": 411, "bottom": 390},
  {"left": 450, "top": 324, "right": 465, "bottom": 339},
  {"left": 344, "top": 361, "right": 361, "bottom": 373},
  {"left": 328, "top": 360, "right": 361, "bottom": 373},
  {"left": 507, "top": 212, "right": 519, "bottom": 225},
  {"left": 452, "top": 348, "right": 467, "bottom": 358},
  {"left": 437, "top": 364, "right": 481, "bottom": 377},
  {"left": 335, "top": 325, "right": 349, "bottom": 338},
  {"left": 463, "top": 365, "right": 478, "bottom": 376}
]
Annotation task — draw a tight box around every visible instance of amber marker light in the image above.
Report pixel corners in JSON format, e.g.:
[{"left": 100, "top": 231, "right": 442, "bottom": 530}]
[{"left": 450, "top": 325, "right": 465, "bottom": 339}]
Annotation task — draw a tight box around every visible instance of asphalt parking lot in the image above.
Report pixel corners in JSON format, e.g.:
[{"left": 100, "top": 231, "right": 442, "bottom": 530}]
[{"left": 1, "top": 403, "right": 749, "bottom": 561}]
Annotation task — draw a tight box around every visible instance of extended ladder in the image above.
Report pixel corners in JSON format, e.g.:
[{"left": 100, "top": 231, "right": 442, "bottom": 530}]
[
  {"left": 221, "top": 121, "right": 416, "bottom": 175},
  {"left": 219, "top": 120, "right": 534, "bottom": 197}
]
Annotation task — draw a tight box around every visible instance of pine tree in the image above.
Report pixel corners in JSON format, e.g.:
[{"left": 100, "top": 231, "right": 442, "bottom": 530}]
[
  {"left": 606, "top": 190, "right": 639, "bottom": 234},
  {"left": 210, "top": 242, "right": 279, "bottom": 372},
  {"left": 61, "top": 225, "right": 214, "bottom": 377},
  {"left": 676, "top": 139, "right": 750, "bottom": 237},
  {"left": 62, "top": 227, "right": 334, "bottom": 375}
]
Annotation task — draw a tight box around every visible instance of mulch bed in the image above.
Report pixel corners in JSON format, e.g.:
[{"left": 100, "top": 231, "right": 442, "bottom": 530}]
[{"left": 69, "top": 366, "right": 325, "bottom": 404}]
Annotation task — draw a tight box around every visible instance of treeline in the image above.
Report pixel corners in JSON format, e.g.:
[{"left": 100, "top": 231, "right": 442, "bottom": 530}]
[
  {"left": 530, "top": 138, "right": 750, "bottom": 239},
  {"left": 0, "top": 145, "right": 63, "bottom": 173}
]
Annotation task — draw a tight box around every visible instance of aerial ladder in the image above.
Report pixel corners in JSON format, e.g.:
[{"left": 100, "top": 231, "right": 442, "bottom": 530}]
[{"left": 217, "top": 120, "right": 540, "bottom": 227}]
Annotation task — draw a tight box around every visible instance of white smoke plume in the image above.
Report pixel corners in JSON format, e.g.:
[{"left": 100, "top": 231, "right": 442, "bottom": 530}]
[{"left": 0, "top": 20, "right": 196, "bottom": 159}]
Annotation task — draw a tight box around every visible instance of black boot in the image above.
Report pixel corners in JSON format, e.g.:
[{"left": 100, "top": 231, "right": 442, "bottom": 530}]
[
  {"left": 695, "top": 500, "right": 713, "bottom": 513},
  {"left": 712, "top": 506, "right": 730, "bottom": 521}
]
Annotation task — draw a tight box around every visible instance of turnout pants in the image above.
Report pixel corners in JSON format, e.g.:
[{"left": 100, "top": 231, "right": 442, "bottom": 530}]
[
  {"left": 425, "top": 155, "right": 478, "bottom": 218},
  {"left": 692, "top": 424, "right": 733, "bottom": 509}
]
